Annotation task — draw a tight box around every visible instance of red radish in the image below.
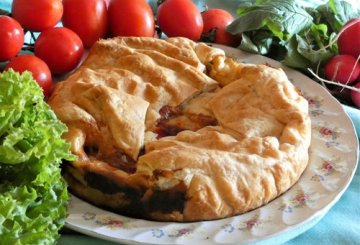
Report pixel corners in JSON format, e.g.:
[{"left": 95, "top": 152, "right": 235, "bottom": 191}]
[
  {"left": 324, "top": 55, "right": 360, "bottom": 84},
  {"left": 338, "top": 18, "right": 360, "bottom": 58},
  {"left": 351, "top": 82, "right": 360, "bottom": 108}
]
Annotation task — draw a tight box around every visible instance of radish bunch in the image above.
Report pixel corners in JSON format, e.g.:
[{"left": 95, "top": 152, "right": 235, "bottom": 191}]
[{"left": 324, "top": 18, "right": 360, "bottom": 108}]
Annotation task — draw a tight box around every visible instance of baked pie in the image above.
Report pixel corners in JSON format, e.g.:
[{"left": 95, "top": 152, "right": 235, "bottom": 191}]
[{"left": 48, "top": 37, "right": 311, "bottom": 222}]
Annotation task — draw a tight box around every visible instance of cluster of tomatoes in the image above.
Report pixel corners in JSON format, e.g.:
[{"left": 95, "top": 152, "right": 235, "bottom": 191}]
[{"left": 0, "top": 0, "right": 239, "bottom": 98}]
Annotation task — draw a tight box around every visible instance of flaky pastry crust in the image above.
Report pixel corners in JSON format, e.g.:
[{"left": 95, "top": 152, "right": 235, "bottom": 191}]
[{"left": 49, "top": 37, "right": 311, "bottom": 222}]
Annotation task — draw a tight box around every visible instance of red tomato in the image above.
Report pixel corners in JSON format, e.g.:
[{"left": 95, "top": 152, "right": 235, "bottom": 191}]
[
  {"left": 5, "top": 55, "right": 52, "bottom": 97},
  {"left": 157, "top": 0, "right": 203, "bottom": 41},
  {"left": 62, "top": 0, "right": 108, "bottom": 48},
  {"left": 201, "top": 9, "right": 240, "bottom": 47},
  {"left": 108, "top": 0, "right": 155, "bottom": 37},
  {"left": 0, "top": 16, "right": 24, "bottom": 62},
  {"left": 338, "top": 18, "right": 360, "bottom": 58},
  {"left": 34, "top": 27, "right": 84, "bottom": 75},
  {"left": 11, "top": 0, "right": 63, "bottom": 32}
]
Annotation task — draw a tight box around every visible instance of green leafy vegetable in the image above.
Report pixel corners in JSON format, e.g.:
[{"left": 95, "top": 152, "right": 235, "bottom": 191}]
[
  {"left": 230, "top": 0, "right": 313, "bottom": 40},
  {"left": 228, "top": 0, "right": 360, "bottom": 72},
  {"left": 0, "top": 70, "right": 75, "bottom": 244}
]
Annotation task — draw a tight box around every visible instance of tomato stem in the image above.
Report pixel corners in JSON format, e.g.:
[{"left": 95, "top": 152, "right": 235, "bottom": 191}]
[
  {"left": 155, "top": 25, "right": 162, "bottom": 38},
  {"left": 30, "top": 31, "right": 37, "bottom": 44},
  {"left": 0, "top": 9, "right": 11, "bottom": 16},
  {"left": 200, "top": 28, "right": 217, "bottom": 43},
  {"left": 157, "top": 0, "right": 165, "bottom": 6},
  {"left": 22, "top": 43, "right": 35, "bottom": 52}
]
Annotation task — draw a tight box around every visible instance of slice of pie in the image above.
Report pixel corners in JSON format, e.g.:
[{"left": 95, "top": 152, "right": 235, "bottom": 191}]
[{"left": 48, "top": 37, "right": 311, "bottom": 222}]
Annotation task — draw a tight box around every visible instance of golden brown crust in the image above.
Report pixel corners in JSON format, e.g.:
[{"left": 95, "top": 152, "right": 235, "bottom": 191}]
[{"left": 49, "top": 37, "right": 311, "bottom": 222}]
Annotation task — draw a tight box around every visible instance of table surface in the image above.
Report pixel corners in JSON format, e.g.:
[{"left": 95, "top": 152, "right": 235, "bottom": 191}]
[{"left": 1, "top": 1, "right": 359, "bottom": 245}]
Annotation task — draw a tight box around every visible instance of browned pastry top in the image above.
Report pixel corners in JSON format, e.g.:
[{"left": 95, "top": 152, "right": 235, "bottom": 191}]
[{"left": 49, "top": 37, "right": 311, "bottom": 222}]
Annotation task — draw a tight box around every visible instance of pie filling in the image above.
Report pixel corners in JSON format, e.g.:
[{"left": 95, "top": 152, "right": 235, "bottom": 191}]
[
  {"left": 83, "top": 145, "right": 138, "bottom": 174},
  {"left": 69, "top": 103, "right": 207, "bottom": 216},
  {"left": 64, "top": 164, "right": 187, "bottom": 217},
  {"left": 81, "top": 101, "right": 218, "bottom": 174},
  {"left": 154, "top": 104, "right": 218, "bottom": 138}
]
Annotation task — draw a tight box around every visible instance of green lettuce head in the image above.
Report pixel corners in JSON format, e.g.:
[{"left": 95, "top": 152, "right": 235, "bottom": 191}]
[{"left": 0, "top": 70, "right": 76, "bottom": 244}]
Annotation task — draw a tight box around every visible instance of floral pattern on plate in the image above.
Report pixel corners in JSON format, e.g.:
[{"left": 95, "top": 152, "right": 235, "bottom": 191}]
[
  {"left": 152, "top": 226, "right": 195, "bottom": 238},
  {"left": 221, "top": 214, "right": 272, "bottom": 233},
  {"left": 65, "top": 46, "right": 358, "bottom": 245},
  {"left": 279, "top": 190, "right": 317, "bottom": 213}
]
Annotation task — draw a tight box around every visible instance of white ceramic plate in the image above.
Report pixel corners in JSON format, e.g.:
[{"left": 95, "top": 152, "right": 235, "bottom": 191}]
[{"left": 65, "top": 46, "right": 359, "bottom": 245}]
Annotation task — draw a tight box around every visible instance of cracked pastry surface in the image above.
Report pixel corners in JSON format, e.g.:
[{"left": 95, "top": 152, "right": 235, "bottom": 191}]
[{"left": 48, "top": 37, "right": 311, "bottom": 222}]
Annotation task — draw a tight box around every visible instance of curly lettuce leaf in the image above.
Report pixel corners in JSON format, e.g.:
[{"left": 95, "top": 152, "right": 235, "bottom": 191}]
[{"left": 0, "top": 70, "right": 75, "bottom": 244}]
